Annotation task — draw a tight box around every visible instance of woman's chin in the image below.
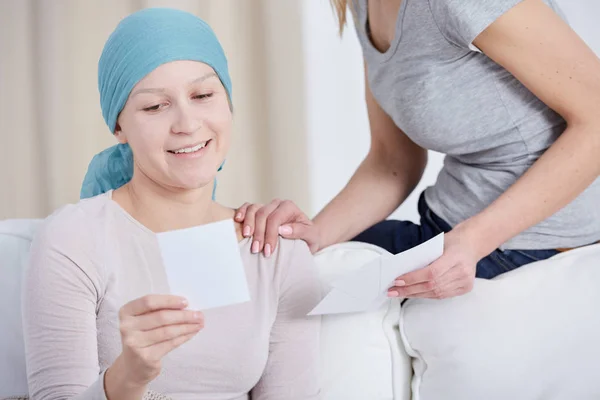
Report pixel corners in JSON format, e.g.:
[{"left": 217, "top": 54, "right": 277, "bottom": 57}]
[{"left": 168, "top": 177, "right": 216, "bottom": 192}]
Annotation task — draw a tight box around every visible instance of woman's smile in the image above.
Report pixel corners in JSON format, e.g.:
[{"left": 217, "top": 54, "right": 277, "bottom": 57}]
[{"left": 167, "top": 139, "right": 212, "bottom": 159}]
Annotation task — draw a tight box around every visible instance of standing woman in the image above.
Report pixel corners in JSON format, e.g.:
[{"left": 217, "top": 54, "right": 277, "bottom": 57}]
[{"left": 237, "top": 0, "right": 600, "bottom": 299}]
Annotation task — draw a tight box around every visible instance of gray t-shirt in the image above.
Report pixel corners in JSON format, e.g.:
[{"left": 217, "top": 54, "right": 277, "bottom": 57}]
[{"left": 354, "top": 0, "right": 600, "bottom": 250}]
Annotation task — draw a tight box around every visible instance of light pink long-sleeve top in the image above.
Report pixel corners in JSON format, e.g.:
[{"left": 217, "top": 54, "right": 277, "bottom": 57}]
[{"left": 21, "top": 192, "right": 321, "bottom": 400}]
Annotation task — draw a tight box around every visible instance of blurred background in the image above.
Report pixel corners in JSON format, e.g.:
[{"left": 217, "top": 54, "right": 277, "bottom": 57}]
[{"left": 1, "top": 0, "right": 599, "bottom": 222}]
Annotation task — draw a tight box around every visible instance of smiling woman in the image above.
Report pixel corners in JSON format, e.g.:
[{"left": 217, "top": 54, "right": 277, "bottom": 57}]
[
  {"left": 112, "top": 61, "right": 232, "bottom": 194},
  {"left": 21, "top": 8, "right": 321, "bottom": 400}
]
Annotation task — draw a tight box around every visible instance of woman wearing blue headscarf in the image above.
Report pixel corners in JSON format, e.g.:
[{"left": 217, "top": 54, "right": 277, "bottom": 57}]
[{"left": 21, "top": 8, "right": 320, "bottom": 400}]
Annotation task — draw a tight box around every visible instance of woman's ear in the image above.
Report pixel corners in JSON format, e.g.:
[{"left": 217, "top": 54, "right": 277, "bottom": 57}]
[{"left": 114, "top": 123, "right": 127, "bottom": 144}]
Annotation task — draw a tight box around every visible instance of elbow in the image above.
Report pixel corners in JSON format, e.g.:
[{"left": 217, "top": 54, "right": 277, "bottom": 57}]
[
  {"left": 564, "top": 112, "right": 600, "bottom": 148},
  {"left": 561, "top": 112, "right": 600, "bottom": 175},
  {"left": 561, "top": 99, "right": 600, "bottom": 137},
  {"left": 367, "top": 141, "right": 428, "bottom": 185}
]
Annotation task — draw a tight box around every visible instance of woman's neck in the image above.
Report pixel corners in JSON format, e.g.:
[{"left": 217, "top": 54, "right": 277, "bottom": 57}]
[{"left": 112, "top": 176, "right": 235, "bottom": 235}]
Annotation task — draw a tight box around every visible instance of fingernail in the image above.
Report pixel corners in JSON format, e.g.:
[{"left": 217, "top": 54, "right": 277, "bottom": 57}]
[
  {"left": 181, "top": 298, "right": 189, "bottom": 306},
  {"left": 264, "top": 244, "right": 271, "bottom": 257},
  {"left": 279, "top": 225, "right": 293, "bottom": 235},
  {"left": 193, "top": 312, "right": 202, "bottom": 320},
  {"left": 236, "top": 213, "right": 243, "bottom": 220},
  {"left": 243, "top": 226, "right": 251, "bottom": 237},
  {"left": 252, "top": 241, "right": 259, "bottom": 253},
  {"left": 388, "top": 291, "right": 399, "bottom": 298},
  {"left": 395, "top": 280, "right": 406, "bottom": 287}
]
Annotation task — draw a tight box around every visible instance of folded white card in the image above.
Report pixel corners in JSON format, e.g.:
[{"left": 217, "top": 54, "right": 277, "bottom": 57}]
[
  {"left": 309, "top": 233, "right": 444, "bottom": 315},
  {"left": 157, "top": 219, "right": 250, "bottom": 311}
]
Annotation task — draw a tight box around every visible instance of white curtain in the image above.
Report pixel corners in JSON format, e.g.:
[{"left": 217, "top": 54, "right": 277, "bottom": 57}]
[{"left": 0, "top": 0, "right": 312, "bottom": 219}]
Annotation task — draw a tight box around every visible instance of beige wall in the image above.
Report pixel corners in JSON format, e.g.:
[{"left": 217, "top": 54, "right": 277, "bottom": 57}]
[{"left": 0, "top": 0, "right": 311, "bottom": 219}]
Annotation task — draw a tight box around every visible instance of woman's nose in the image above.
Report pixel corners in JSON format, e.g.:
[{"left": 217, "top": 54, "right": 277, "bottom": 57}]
[{"left": 171, "top": 104, "right": 201, "bottom": 134}]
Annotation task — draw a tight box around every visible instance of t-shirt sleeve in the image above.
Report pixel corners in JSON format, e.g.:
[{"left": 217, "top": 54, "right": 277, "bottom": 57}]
[
  {"left": 22, "top": 215, "right": 108, "bottom": 400},
  {"left": 251, "top": 239, "right": 322, "bottom": 400},
  {"left": 429, "top": 0, "right": 524, "bottom": 50}
]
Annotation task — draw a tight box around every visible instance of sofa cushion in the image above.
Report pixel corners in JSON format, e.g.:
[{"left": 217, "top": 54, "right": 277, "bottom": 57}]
[
  {"left": 314, "top": 242, "right": 412, "bottom": 400},
  {"left": 0, "top": 220, "right": 42, "bottom": 400},
  {"left": 400, "top": 244, "right": 600, "bottom": 400}
]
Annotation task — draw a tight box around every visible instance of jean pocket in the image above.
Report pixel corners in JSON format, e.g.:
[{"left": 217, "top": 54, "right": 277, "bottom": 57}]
[
  {"left": 480, "top": 249, "right": 560, "bottom": 279},
  {"left": 424, "top": 209, "right": 450, "bottom": 234},
  {"left": 489, "top": 251, "right": 520, "bottom": 274}
]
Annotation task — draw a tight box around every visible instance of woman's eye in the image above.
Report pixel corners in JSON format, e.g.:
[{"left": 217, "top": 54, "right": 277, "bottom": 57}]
[
  {"left": 194, "top": 93, "right": 213, "bottom": 100},
  {"left": 143, "top": 104, "right": 162, "bottom": 112}
]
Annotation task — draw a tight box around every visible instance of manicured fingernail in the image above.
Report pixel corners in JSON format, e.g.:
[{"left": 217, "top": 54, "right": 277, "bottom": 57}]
[
  {"left": 243, "top": 226, "right": 251, "bottom": 237},
  {"left": 236, "top": 213, "right": 243, "bottom": 220},
  {"left": 252, "top": 241, "right": 259, "bottom": 253},
  {"left": 264, "top": 244, "right": 272, "bottom": 257},
  {"left": 388, "top": 291, "right": 399, "bottom": 298},
  {"left": 279, "top": 225, "right": 292, "bottom": 235},
  {"left": 395, "top": 280, "right": 406, "bottom": 287}
]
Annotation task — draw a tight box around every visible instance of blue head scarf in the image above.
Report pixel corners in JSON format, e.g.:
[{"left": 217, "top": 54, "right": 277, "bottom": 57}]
[{"left": 80, "top": 8, "right": 232, "bottom": 199}]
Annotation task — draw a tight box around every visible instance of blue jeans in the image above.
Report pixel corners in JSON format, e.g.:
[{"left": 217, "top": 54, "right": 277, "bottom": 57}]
[{"left": 353, "top": 193, "right": 559, "bottom": 279}]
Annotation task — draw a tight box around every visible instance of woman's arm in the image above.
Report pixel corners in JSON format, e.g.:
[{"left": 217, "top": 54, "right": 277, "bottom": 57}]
[
  {"left": 240, "top": 64, "right": 427, "bottom": 254},
  {"left": 311, "top": 65, "right": 428, "bottom": 249},
  {"left": 22, "top": 222, "right": 114, "bottom": 400},
  {"left": 390, "top": 0, "right": 600, "bottom": 299},
  {"left": 250, "top": 239, "right": 322, "bottom": 399},
  {"left": 464, "top": 0, "right": 600, "bottom": 258},
  {"left": 23, "top": 218, "right": 204, "bottom": 400}
]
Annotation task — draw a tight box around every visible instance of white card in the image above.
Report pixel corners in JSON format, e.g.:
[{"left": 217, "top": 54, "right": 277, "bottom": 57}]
[
  {"left": 308, "top": 233, "right": 444, "bottom": 315},
  {"left": 156, "top": 219, "right": 250, "bottom": 311}
]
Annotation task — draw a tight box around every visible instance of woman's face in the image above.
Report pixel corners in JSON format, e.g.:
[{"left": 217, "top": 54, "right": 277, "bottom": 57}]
[{"left": 116, "top": 60, "right": 232, "bottom": 192}]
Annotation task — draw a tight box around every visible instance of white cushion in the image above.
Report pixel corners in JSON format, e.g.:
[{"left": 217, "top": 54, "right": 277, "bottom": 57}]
[
  {"left": 400, "top": 244, "right": 600, "bottom": 400},
  {"left": 0, "top": 219, "right": 42, "bottom": 399},
  {"left": 314, "top": 242, "right": 412, "bottom": 400}
]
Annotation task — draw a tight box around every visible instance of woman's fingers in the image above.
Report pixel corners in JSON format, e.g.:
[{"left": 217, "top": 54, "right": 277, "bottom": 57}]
[
  {"left": 128, "top": 309, "right": 204, "bottom": 332},
  {"left": 120, "top": 295, "right": 188, "bottom": 319},
  {"left": 388, "top": 262, "right": 474, "bottom": 299},
  {"left": 234, "top": 203, "right": 250, "bottom": 225},
  {"left": 261, "top": 201, "right": 321, "bottom": 256},
  {"left": 263, "top": 200, "right": 308, "bottom": 255},
  {"left": 394, "top": 255, "right": 452, "bottom": 287},
  {"left": 401, "top": 278, "right": 470, "bottom": 299},
  {"left": 251, "top": 199, "right": 282, "bottom": 254},
  {"left": 282, "top": 223, "right": 320, "bottom": 253},
  {"left": 403, "top": 284, "right": 467, "bottom": 299},
  {"left": 153, "top": 331, "right": 201, "bottom": 360},
  {"left": 234, "top": 199, "right": 318, "bottom": 256},
  {"left": 136, "top": 322, "right": 204, "bottom": 348},
  {"left": 241, "top": 203, "right": 263, "bottom": 238},
  {"left": 116, "top": 295, "right": 204, "bottom": 387}
]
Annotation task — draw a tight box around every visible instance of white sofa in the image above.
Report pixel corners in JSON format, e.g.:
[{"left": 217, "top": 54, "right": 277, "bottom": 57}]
[{"left": 2, "top": 218, "right": 600, "bottom": 400}]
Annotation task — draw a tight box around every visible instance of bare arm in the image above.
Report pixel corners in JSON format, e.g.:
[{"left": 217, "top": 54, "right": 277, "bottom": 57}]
[
  {"left": 238, "top": 63, "right": 426, "bottom": 254},
  {"left": 464, "top": 0, "right": 600, "bottom": 258},
  {"left": 313, "top": 65, "right": 427, "bottom": 249}
]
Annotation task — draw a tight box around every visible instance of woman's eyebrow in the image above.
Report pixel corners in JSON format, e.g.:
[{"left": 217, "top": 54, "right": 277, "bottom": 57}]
[
  {"left": 131, "top": 72, "right": 218, "bottom": 97},
  {"left": 189, "top": 72, "right": 218, "bottom": 85}
]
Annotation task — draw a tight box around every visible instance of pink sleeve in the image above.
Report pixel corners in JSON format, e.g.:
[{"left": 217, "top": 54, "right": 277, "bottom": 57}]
[
  {"left": 22, "top": 218, "right": 108, "bottom": 400},
  {"left": 251, "top": 239, "right": 322, "bottom": 400}
]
